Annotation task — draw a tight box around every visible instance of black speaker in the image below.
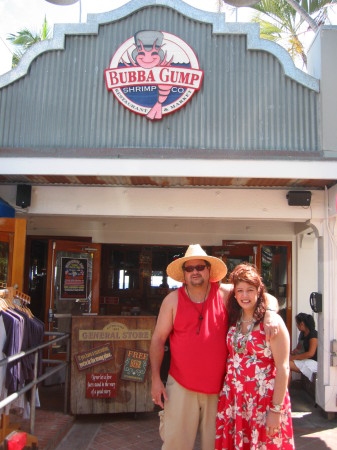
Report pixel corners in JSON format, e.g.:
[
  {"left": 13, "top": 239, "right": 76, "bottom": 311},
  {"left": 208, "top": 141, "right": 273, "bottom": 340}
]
[
  {"left": 16, "top": 184, "right": 32, "bottom": 208},
  {"left": 286, "top": 191, "right": 311, "bottom": 206}
]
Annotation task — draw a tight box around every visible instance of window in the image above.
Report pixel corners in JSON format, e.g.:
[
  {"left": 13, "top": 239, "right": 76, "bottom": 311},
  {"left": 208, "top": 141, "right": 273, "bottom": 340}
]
[{"left": 102, "top": 246, "right": 141, "bottom": 293}]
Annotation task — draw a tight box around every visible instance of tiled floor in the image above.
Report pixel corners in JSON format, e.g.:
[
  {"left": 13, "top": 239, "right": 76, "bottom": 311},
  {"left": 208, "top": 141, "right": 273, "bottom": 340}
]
[{"left": 3, "top": 383, "right": 337, "bottom": 450}]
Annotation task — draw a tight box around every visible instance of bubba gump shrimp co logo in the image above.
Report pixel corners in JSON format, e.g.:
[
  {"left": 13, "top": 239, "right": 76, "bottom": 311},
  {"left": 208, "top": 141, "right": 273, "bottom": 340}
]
[{"left": 104, "top": 30, "right": 204, "bottom": 120}]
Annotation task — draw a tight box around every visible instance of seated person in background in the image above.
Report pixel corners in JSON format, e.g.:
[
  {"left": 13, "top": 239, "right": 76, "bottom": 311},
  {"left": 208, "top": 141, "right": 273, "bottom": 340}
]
[
  {"left": 291, "top": 332, "right": 304, "bottom": 355},
  {"left": 289, "top": 313, "right": 318, "bottom": 383}
]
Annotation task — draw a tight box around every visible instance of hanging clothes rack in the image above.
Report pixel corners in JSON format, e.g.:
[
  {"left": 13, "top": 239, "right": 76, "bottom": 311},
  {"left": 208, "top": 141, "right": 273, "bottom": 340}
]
[{"left": 0, "top": 284, "right": 38, "bottom": 448}]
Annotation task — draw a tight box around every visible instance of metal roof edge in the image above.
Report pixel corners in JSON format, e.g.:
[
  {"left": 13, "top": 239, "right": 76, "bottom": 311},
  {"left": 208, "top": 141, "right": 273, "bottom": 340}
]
[
  {"left": 0, "top": 0, "right": 319, "bottom": 93},
  {"left": 217, "top": 22, "right": 320, "bottom": 92},
  {"left": 86, "top": 0, "right": 226, "bottom": 29},
  {"left": 88, "top": 0, "right": 319, "bottom": 92},
  {"left": 0, "top": 147, "right": 327, "bottom": 160}
]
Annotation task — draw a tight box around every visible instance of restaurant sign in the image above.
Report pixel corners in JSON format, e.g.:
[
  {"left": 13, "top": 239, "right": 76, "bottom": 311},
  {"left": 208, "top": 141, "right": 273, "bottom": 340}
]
[
  {"left": 105, "top": 30, "right": 203, "bottom": 120},
  {"left": 79, "top": 322, "right": 152, "bottom": 341}
]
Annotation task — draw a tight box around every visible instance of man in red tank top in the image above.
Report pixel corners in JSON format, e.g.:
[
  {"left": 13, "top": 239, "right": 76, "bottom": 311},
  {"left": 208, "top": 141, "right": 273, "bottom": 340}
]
[{"left": 150, "top": 244, "right": 279, "bottom": 450}]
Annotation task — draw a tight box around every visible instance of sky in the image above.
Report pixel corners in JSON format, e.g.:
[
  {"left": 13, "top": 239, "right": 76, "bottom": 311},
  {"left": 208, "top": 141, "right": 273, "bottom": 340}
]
[{"left": 0, "top": 0, "right": 336, "bottom": 76}]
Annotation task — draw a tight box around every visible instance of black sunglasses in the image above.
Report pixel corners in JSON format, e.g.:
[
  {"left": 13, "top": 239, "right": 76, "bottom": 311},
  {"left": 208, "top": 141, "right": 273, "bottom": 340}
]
[{"left": 183, "top": 264, "right": 208, "bottom": 273}]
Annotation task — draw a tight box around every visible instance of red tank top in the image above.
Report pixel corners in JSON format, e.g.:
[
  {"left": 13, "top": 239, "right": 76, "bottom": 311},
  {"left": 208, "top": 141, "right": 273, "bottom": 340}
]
[{"left": 169, "top": 282, "right": 228, "bottom": 394}]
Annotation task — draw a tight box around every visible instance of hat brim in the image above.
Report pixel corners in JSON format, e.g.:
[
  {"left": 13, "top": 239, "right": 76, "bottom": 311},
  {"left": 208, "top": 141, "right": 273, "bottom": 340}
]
[{"left": 167, "top": 255, "right": 227, "bottom": 283}]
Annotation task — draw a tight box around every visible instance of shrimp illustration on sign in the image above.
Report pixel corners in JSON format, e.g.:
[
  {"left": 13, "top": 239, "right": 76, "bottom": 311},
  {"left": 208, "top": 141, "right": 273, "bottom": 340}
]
[
  {"left": 123, "top": 31, "right": 172, "bottom": 120},
  {"left": 105, "top": 30, "right": 203, "bottom": 120}
]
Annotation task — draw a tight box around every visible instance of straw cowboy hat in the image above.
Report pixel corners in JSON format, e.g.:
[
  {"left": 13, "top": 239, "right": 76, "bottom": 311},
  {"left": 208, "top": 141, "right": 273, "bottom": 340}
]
[{"left": 167, "top": 244, "right": 227, "bottom": 283}]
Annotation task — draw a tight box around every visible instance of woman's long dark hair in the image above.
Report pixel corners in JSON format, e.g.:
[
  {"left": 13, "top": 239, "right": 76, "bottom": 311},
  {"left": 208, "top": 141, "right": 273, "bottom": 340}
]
[
  {"left": 227, "top": 263, "right": 267, "bottom": 326},
  {"left": 295, "top": 313, "right": 316, "bottom": 332}
]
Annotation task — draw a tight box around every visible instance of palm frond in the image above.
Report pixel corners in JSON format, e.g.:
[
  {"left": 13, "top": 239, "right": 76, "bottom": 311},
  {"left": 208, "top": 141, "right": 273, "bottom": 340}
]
[
  {"left": 6, "top": 17, "right": 52, "bottom": 68},
  {"left": 41, "top": 15, "right": 52, "bottom": 41},
  {"left": 11, "top": 49, "right": 25, "bottom": 69},
  {"left": 252, "top": 0, "right": 297, "bottom": 19},
  {"left": 252, "top": 16, "right": 283, "bottom": 41},
  {"left": 7, "top": 29, "right": 38, "bottom": 48},
  {"left": 299, "top": 0, "right": 337, "bottom": 14},
  {"left": 251, "top": 0, "right": 299, "bottom": 31}
]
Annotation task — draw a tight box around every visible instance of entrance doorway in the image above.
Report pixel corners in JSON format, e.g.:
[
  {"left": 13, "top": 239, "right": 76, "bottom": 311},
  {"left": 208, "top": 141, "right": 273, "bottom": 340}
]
[
  {"left": 45, "top": 240, "right": 101, "bottom": 357},
  {"left": 24, "top": 238, "right": 101, "bottom": 358}
]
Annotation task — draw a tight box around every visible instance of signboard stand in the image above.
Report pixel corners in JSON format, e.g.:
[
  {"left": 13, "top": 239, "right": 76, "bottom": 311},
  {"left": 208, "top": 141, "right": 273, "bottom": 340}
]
[{"left": 71, "top": 315, "right": 156, "bottom": 415}]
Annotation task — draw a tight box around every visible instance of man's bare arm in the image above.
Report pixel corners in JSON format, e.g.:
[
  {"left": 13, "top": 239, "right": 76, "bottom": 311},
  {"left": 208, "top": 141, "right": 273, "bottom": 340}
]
[
  {"left": 219, "top": 283, "right": 232, "bottom": 307},
  {"left": 265, "top": 293, "right": 279, "bottom": 312},
  {"left": 264, "top": 293, "right": 281, "bottom": 341},
  {"left": 150, "top": 292, "right": 176, "bottom": 408}
]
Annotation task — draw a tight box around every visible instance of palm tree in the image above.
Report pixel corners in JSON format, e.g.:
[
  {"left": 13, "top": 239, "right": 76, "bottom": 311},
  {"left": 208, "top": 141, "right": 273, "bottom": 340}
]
[
  {"left": 7, "top": 16, "right": 51, "bottom": 68},
  {"left": 284, "top": 0, "right": 319, "bottom": 31},
  {"left": 222, "top": 1, "right": 336, "bottom": 67},
  {"left": 251, "top": 0, "right": 335, "bottom": 67},
  {"left": 250, "top": 0, "right": 309, "bottom": 66},
  {"left": 223, "top": 0, "right": 335, "bottom": 30}
]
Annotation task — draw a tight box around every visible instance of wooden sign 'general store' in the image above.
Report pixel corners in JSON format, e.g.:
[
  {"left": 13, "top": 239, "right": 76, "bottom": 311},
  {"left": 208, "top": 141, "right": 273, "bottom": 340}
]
[{"left": 79, "top": 322, "right": 152, "bottom": 341}]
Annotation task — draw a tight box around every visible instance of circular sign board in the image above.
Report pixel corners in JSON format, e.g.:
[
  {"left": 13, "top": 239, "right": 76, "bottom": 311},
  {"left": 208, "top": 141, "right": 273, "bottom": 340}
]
[{"left": 105, "top": 30, "right": 204, "bottom": 120}]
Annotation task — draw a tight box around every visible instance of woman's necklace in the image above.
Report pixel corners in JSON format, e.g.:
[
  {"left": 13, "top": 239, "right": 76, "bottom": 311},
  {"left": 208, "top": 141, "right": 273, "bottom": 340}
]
[
  {"left": 233, "top": 316, "right": 255, "bottom": 354},
  {"left": 186, "top": 283, "right": 209, "bottom": 335},
  {"left": 241, "top": 318, "right": 253, "bottom": 323}
]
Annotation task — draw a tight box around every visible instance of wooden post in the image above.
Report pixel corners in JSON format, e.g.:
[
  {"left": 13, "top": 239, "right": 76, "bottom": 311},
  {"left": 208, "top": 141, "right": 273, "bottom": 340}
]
[
  {"left": 0, "top": 218, "right": 27, "bottom": 291},
  {"left": 12, "top": 219, "right": 27, "bottom": 291}
]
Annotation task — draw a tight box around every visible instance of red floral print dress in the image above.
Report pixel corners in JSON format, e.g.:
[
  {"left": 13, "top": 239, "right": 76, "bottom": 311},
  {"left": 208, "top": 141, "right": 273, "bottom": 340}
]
[{"left": 215, "top": 322, "right": 295, "bottom": 449}]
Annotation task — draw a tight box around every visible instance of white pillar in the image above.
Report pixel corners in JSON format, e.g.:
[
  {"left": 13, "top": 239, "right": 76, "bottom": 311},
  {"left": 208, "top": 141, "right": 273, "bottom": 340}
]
[{"left": 315, "top": 185, "right": 337, "bottom": 412}]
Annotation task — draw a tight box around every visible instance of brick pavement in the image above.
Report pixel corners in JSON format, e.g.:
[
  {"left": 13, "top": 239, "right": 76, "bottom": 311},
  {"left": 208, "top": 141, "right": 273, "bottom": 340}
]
[{"left": 2, "top": 384, "right": 337, "bottom": 450}]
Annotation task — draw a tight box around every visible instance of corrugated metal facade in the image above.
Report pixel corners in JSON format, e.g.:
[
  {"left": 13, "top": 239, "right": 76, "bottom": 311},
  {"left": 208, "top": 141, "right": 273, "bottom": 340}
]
[{"left": 0, "top": 3, "right": 320, "bottom": 156}]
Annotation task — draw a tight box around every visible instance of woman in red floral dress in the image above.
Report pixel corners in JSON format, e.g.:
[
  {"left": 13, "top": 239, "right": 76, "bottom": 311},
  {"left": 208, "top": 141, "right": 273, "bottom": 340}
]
[{"left": 215, "top": 264, "right": 294, "bottom": 450}]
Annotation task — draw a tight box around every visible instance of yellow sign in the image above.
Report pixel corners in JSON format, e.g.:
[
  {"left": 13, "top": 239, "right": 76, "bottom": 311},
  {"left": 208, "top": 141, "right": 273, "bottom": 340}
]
[{"left": 79, "top": 322, "right": 152, "bottom": 341}]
